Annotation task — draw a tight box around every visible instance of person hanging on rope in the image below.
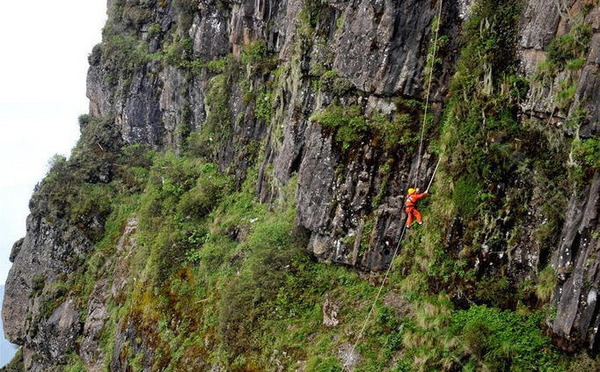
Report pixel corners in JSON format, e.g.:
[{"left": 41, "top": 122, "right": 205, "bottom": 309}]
[{"left": 404, "top": 187, "right": 428, "bottom": 229}]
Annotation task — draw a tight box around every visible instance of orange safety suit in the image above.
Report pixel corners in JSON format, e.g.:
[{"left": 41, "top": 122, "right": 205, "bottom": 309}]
[{"left": 404, "top": 191, "right": 427, "bottom": 228}]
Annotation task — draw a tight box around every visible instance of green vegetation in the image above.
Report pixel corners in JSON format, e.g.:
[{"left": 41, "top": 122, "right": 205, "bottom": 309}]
[
  {"left": 573, "top": 137, "right": 600, "bottom": 170},
  {"left": 311, "top": 105, "right": 367, "bottom": 149},
  {"left": 536, "top": 266, "right": 558, "bottom": 303},
  {"left": 310, "top": 104, "right": 417, "bottom": 151},
  {"left": 21, "top": 0, "right": 600, "bottom": 370},
  {"left": 546, "top": 23, "right": 592, "bottom": 67},
  {"left": 36, "top": 110, "right": 405, "bottom": 370},
  {"left": 530, "top": 20, "right": 591, "bottom": 115},
  {"left": 83, "top": 151, "right": 408, "bottom": 370},
  {"left": 319, "top": 70, "right": 354, "bottom": 96},
  {"left": 450, "top": 306, "right": 562, "bottom": 370},
  {"left": 187, "top": 73, "right": 232, "bottom": 157}
]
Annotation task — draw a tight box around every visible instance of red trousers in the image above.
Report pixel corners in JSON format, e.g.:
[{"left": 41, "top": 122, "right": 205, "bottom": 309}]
[{"left": 405, "top": 207, "right": 422, "bottom": 227}]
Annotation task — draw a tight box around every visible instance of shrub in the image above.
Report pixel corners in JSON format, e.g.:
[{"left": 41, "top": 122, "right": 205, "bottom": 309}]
[
  {"left": 100, "top": 34, "right": 150, "bottom": 80},
  {"left": 219, "top": 209, "right": 316, "bottom": 357},
  {"left": 546, "top": 23, "right": 592, "bottom": 67},
  {"left": 451, "top": 306, "right": 562, "bottom": 370},
  {"left": 255, "top": 89, "right": 274, "bottom": 123},
  {"left": 241, "top": 40, "right": 267, "bottom": 65},
  {"left": 319, "top": 70, "right": 354, "bottom": 96},
  {"left": 555, "top": 81, "right": 577, "bottom": 110},
  {"left": 372, "top": 112, "right": 415, "bottom": 150},
  {"left": 176, "top": 165, "right": 232, "bottom": 220},
  {"left": 31, "top": 274, "right": 45, "bottom": 294},
  {"left": 566, "top": 57, "right": 586, "bottom": 70},
  {"left": 452, "top": 176, "right": 481, "bottom": 218},
  {"left": 63, "top": 353, "right": 88, "bottom": 372},
  {"left": 573, "top": 137, "right": 600, "bottom": 170},
  {"left": 311, "top": 104, "right": 368, "bottom": 149},
  {"left": 187, "top": 74, "right": 231, "bottom": 157}
]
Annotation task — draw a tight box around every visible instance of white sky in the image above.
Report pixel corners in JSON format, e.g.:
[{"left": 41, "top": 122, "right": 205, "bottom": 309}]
[{"left": 0, "top": 1, "right": 107, "bottom": 285}]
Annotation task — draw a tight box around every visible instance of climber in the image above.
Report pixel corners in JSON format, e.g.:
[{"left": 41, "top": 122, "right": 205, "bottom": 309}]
[{"left": 404, "top": 188, "right": 427, "bottom": 229}]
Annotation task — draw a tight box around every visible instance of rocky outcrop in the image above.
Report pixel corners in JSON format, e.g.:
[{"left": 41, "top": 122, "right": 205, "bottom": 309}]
[
  {"left": 3, "top": 215, "right": 91, "bottom": 344},
  {"left": 552, "top": 171, "right": 600, "bottom": 349},
  {"left": 333, "top": 0, "right": 437, "bottom": 95},
  {"left": 2, "top": 214, "right": 91, "bottom": 370},
  {"left": 517, "top": 0, "right": 600, "bottom": 348}
]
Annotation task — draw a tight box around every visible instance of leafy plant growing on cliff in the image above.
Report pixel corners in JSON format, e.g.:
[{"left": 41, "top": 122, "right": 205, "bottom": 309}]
[
  {"left": 573, "top": 137, "right": 600, "bottom": 170},
  {"left": 187, "top": 72, "right": 233, "bottom": 158},
  {"left": 546, "top": 23, "right": 592, "bottom": 67},
  {"left": 311, "top": 104, "right": 418, "bottom": 151},
  {"left": 311, "top": 104, "right": 367, "bottom": 149}
]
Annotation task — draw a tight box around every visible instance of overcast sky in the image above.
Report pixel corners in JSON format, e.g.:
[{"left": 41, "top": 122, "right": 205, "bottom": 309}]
[{"left": 0, "top": 1, "right": 107, "bottom": 285}]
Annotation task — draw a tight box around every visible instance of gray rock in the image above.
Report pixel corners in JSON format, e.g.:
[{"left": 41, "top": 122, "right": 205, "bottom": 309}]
[
  {"left": 333, "top": 0, "right": 436, "bottom": 96},
  {"left": 9, "top": 238, "right": 23, "bottom": 263},
  {"left": 338, "top": 342, "right": 361, "bottom": 371},
  {"left": 121, "top": 63, "right": 165, "bottom": 148},
  {"left": 191, "top": 1, "right": 231, "bottom": 59},
  {"left": 80, "top": 279, "right": 109, "bottom": 372},
  {"left": 552, "top": 171, "right": 600, "bottom": 348},
  {"left": 297, "top": 122, "right": 337, "bottom": 235},
  {"left": 573, "top": 64, "right": 600, "bottom": 137},
  {"left": 3, "top": 215, "right": 91, "bottom": 346},
  {"left": 519, "top": 0, "right": 561, "bottom": 50},
  {"left": 323, "top": 295, "right": 340, "bottom": 327}
]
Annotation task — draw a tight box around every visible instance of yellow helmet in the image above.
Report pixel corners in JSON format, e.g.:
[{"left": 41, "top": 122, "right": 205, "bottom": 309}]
[{"left": 408, "top": 188, "right": 416, "bottom": 194}]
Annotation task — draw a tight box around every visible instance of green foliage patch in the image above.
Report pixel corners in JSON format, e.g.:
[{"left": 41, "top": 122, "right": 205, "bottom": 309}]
[
  {"left": 311, "top": 104, "right": 417, "bottom": 151},
  {"left": 573, "top": 137, "right": 600, "bottom": 170},
  {"left": 71, "top": 148, "right": 409, "bottom": 370},
  {"left": 187, "top": 73, "right": 233, "bottom": 158},
  {"left": 546, "top": 23, "right": 592, "bottom": 67},
  {"left": 451, "top": 306, "right": 562, "bottom": 371}
]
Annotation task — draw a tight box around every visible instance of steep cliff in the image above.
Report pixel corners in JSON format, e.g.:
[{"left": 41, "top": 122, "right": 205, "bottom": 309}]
[{"left": 2, "top": 0, "right": 600, "bottom": 370}]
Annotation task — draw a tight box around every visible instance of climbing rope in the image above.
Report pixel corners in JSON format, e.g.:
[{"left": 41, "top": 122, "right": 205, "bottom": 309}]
[
  {"left": 345, "top": 156, "right": 441, "bottom": 369},
  {"left": 414, "top": 0, "right": 444, "bottom": 185},
  {"left": 345, "top": 163, "right": 441, "bottom": 369},
  {"left": 344, "top": 157, "right": 442, "bottom": 370},
  {"left": 345, "top": 3, "right": 444, "bottom": 369},
  {"left": 345, "top": 224, "right": 407, "bottom": 370},
  {"left": 425, "top": 157, "right": 442, "bottom": 193}
]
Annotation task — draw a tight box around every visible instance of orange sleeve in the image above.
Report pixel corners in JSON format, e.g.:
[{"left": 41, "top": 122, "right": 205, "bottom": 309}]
[{"left": 413, "top": 192, "right": 427, "bottom": 200}]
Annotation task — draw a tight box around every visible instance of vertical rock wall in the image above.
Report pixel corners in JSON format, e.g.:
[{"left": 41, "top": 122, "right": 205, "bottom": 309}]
[{"left": 518, "top": 0, "right": 600, "bottom": 348}]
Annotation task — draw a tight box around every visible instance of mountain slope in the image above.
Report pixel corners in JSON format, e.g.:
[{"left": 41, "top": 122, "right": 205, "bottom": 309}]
[{"left": 2, "top": 0, "right": 599, "bottom": 370}]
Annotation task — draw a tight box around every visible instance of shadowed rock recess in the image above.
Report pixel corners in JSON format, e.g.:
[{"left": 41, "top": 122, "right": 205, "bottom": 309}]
[{"left": 2, "top": 0, "right": 600, "bottom": 370}]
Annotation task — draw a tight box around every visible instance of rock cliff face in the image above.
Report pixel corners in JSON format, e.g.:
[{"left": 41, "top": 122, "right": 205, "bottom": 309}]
[
  {"left": 85, "top": 0, "right": 462, "bottom": 271},
  {"left": 2, "top": 0, "right": 600, "bottom": 370}
]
